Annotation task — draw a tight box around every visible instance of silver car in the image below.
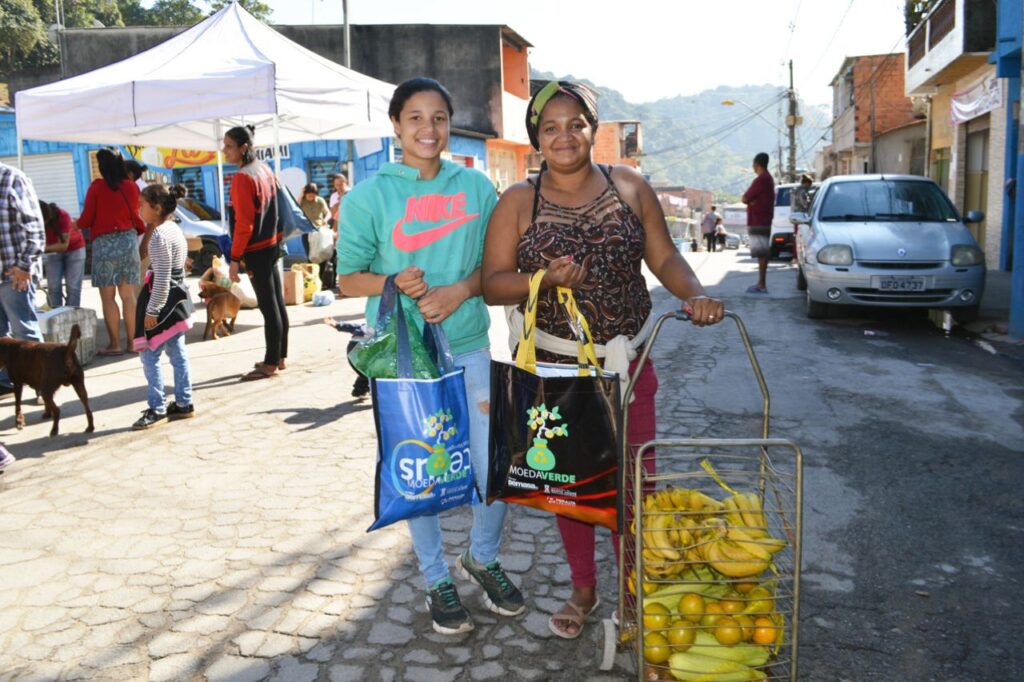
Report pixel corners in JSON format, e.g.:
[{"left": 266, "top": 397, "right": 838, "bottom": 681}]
[
  {"left": 794, "top": 175, "right": 985, "bottom": 320},
  {"left": 174, "top": 198, "right": 227, "bottom": 274}
]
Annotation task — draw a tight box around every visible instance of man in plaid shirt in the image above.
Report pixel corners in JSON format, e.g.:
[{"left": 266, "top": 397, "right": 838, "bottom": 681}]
[{"left": 0, "top": 161, "right": 46, "bottom": 397}]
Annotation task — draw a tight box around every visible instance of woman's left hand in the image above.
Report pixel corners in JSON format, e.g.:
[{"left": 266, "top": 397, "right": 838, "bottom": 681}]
[
  {"left": 418, "top": 284, "right": 466, "bottom": 324},
  {"left": 144, "top": 314, "right": 158, "bottom": 330},
  {"left": 683, "top": 295, "right": 725, "bottom": 327},
  {"left": 139, "top": 242, "right": 149, "bottom": 261}
]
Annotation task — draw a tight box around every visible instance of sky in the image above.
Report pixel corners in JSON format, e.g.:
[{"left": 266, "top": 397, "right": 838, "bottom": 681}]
[{"left": 250, "top": 0, "right": 909, "bottom": 108}]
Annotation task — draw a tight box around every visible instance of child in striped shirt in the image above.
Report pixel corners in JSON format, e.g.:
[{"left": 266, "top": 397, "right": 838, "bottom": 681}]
[{"left": 132, "top": 184, "right": 195, "bottom": 430}]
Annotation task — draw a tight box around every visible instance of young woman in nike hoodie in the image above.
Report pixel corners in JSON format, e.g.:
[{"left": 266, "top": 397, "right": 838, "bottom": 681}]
[{"left": 337, "top": 78, "right": 525, "bottom": 635}]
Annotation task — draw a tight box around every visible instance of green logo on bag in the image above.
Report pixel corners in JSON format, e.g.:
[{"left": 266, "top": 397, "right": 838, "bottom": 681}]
[
  {"left": 423, "top": 409, "right": 457, "bottom": 476},
  {"left": 525, "top": 404, "right": 568, "bottom": 472}
]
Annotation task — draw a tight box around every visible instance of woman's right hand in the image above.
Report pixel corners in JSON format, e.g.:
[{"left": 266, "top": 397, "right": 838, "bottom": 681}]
[
  {"left": 229, "top": 260, "right": 241, "bottom": 283},
  {"left": 541, "top": 255, "right": 587, "bottom": 290},
  {"left": 395, "top": 265, "right": 427, "bottom": 299}
]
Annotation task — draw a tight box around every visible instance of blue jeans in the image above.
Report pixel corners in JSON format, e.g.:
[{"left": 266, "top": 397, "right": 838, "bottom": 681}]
[
  {"left": 406, "top": 348, "right": 508, "bottom": 587},
  {"left": 44, "top": 249, "right": 86, "bottom": 308},
  {"left": 139, "top": 332, "right": 192, "bottom": 413},
  {"left": 0, "top": 280, "right": 43, "bottom": 388}
]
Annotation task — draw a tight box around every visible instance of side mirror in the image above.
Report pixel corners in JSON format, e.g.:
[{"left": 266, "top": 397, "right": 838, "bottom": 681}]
[
  {"left": 963, "top": 210, "right": 984, "bottom": 223},
  {"left": 790, "top": 212, "right": 810, "bottom": 225}
]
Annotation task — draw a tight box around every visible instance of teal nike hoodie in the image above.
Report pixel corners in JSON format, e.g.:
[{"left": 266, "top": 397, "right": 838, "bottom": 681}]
[{"left": 336, "top": 160, "right": 497, "bottom": 357}]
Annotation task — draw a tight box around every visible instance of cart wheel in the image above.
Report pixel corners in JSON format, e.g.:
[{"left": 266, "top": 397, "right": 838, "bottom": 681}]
[{"left": 599, "top": 618, "right": 617, "bottom": 671}]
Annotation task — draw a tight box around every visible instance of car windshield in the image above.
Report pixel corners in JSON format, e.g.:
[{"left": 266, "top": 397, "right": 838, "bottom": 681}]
[{"left": 819, "top": 180, "right": 958, "bottom": 222}]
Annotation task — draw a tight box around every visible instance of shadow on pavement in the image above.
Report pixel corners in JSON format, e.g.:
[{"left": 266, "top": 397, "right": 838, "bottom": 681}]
[{"left": 258, "top": 398, "right": 372, "bottom": 433}]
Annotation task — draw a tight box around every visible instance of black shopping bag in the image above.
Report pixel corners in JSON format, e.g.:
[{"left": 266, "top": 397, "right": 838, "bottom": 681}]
[{"left": 488, "top": 270, "right": 622, "bottom": 530}]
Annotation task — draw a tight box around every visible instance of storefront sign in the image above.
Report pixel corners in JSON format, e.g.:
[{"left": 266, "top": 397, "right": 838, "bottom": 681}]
[
  {"left": 123, "top": 144, "right": 289, "bottom": 168},
  {"left": 951, "top": 76, "right": 1002, "bottom": 125}
]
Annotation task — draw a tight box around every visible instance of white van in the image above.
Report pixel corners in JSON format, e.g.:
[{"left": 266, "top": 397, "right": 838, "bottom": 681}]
[{"left": 770, "top": 182, "right": 818, "bottom": 259}]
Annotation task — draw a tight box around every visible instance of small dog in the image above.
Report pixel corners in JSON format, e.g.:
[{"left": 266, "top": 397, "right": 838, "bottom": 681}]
[
  {"left": 203, "top": 291, "right": 241, "bottom": 340},
  {"left": 0, "top": 324, "right": 95, "bottom": 437}
]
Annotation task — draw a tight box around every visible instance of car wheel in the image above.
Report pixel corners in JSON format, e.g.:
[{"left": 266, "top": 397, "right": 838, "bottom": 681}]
[
  {"left": 953, "top": 305, "right": 979, "bottom": 324},
  {"left": 796, "top": 266, "right": 807, "bottom": 291},
  {"left": 806, "top": 290, "right": 829, "bottom": 319}
]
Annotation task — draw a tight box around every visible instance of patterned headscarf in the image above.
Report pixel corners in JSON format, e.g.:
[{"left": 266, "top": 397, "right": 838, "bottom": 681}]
[{"left": 525, "top": 80, "right": 599, "bottom": 150}]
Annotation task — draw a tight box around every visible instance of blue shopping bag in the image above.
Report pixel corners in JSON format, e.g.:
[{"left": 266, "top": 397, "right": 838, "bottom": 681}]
[{"left": 367, "top": 277, "right": 480, "bottom": 531}]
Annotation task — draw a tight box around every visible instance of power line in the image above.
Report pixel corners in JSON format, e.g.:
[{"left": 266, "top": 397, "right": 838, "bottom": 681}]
[
  {"left": 643, "top": 92, "right": 787, "bottom": 157},
  {"left": 806, "top": 0, "right": 856, "bottom": 81}
]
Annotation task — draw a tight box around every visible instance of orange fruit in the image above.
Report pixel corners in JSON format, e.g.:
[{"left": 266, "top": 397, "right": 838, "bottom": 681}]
[
  {"left": 752, "top": 616, "right": 776, "bottom": 645},
  {"left": 734, "top": 582, "right": 757, "bottom": 594},
  {"left": 643, "top": 632, "right": 672, "bottom": 664},
  {"left": 699, "top": 602, "right": 724, "bottom": 629},
  {"left": 713, "top": 616, "right": 743, "bottom": 645},
  {"left": 743, "top": 587, "right": 774, "bottom": 616},
  {"left": 734, "top": 614, "right": 755, "bottom": 641},
  {"left": 643, "top": 603, "right": 672, "bottom": 631},
  {"left": 719, "top": 598, "right": 744, "bottom": 614},
  {"left": 678, "top": 593, "right": 705, "bottom": 623},
  {"left": 666, "top": 619, "right": 697, "bottom": 651}
]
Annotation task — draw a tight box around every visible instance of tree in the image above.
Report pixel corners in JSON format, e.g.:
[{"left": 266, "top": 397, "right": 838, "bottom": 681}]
[
  {"left": 207, "top": 0, "right": 272, "bottom": 22},
  {"left": 149, "top": 0, "right": 203, "bottom": 26},
  {"left": 0, "top": 0, "right": 50, "bottom": 77}
]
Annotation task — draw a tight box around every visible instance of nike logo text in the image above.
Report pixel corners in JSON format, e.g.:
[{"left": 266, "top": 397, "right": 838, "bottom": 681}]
[{"left": 391, "top": 193, "right": 479, "bottom": 252}]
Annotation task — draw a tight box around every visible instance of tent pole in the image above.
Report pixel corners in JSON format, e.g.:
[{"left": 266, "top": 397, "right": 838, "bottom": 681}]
[
  {"left": 215, "top": 120, "right": 227, "bottom": 232},
  {"left": 16, "top": 131, "right": 23, "bottom": 170},
  {"left": 272, "top": 114, "right": 282, "bottom": 177}
]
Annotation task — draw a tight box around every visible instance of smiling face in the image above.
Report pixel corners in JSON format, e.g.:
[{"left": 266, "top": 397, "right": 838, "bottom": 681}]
[
  {"left": 392, "top": 90, "right": 450, "bottom": 175},
  {"left": 537, "top": 95, "right": 594, "bottom": 171},
  {"left": 222, "top": 134, "right": 246, "bottom": 166}
]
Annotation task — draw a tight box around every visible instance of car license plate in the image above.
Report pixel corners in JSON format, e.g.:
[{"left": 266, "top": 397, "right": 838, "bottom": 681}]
[{"left": 877, "top": 276, "right": 926, "bottom": 292}]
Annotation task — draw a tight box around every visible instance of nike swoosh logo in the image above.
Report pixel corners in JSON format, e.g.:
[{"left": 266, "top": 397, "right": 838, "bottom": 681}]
[{"left": 391, "top": 213, "right": 479, "bottom": 252}]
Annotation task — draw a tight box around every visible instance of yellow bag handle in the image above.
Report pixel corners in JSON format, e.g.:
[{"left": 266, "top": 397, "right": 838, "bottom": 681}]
[{"left": 515, "top": 269, "right": 600, "bottom": 377}]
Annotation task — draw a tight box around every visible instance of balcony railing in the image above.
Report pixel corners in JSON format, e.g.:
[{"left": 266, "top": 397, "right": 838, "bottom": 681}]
[
  {"left": 908, "top": 23, "right": 927, "bottom": 67},
  {"left": 928, "top": 0, "right": 955, "bottom": 48}
]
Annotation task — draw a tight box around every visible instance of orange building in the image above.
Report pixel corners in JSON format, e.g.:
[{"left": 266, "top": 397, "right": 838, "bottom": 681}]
[
  {"left": 486, "top": 28, "right": 534, "bottom": 191},
  {"left": 592, "top": 121, "right": 643, "bottom": 169}
]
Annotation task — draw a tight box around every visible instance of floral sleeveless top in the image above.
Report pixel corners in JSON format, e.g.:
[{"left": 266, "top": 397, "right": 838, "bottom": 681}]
[{"left": 517, "top": 165, "right": 652, "bottom": 362}]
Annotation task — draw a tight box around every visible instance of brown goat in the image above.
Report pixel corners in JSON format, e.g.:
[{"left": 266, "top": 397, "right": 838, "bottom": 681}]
[{"left": 0, "top": 324, "right": 94, "bottom": 437}]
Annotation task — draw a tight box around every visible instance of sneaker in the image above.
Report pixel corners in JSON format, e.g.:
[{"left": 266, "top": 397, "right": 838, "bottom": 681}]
[
  {"left": 132, "top": 408, "right": 168, "bottom": 431},
  {"left": 167, "top": 401, "right": 196, "bottom": 420},
  {"left": 456, "top": 549, "right": 526, "bottom": 617},
  {"left": 425, "top": 577, "right": 474, "bottom": 635},
  {"left": 745, "top": 285, "right": 768, "bottom": 295},
  {"left": 0, "top": 445, "right": 14, "bottom": 471}
]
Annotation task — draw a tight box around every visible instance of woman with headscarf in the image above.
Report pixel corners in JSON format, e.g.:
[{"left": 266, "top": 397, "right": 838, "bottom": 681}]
[
  {"left": 482, "top": 80, "right": 725, "bottom": 639},
  {"left": 77, "top": 148, "right": 147, "bottom": 355}
]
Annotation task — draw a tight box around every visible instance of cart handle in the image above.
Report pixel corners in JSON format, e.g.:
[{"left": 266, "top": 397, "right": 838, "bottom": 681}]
[{"left": 623, "top": 310, "right": 770, "bottom": 441}]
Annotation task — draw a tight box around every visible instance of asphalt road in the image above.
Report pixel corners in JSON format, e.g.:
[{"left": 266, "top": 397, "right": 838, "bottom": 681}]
[{"left": 672, "top": 248, "right": 1024, "bottom": 681}]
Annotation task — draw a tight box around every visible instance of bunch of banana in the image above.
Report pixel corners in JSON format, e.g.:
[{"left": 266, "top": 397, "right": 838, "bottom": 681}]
[
  {"left": 700, "top": 519, "right": 786, "bottom": 579},
  {"left": 668, "top": 651, "right": 767, "bottom": 681},
  {"left": 722, "top": 493, "right": 768, "bottom": 537}
]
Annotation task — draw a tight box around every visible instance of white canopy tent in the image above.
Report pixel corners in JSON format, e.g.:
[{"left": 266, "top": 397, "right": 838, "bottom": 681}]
[{"left": 15, "top": 2, "right": 396, "bottom": 220}]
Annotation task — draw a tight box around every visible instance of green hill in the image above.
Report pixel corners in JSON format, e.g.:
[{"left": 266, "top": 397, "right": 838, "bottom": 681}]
[{"left": 531, "top": 69, "right": 831, "bottom": 199}]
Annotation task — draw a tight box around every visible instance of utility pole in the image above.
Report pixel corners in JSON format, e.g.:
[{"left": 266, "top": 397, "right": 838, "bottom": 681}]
[
  {"left": 342, "top": 0, "right": 354, "bottom": 182},
  {"left": 869, "top": 77, "right": 877, "bottom": 174},
  {"left": 786, "top": 60, "right": 798, "bottom": 182}
]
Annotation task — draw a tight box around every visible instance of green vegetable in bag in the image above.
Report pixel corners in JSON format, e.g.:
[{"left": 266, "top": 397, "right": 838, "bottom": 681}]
[{"left": 349, "top": 301, "right": 439, "bottom": 379}]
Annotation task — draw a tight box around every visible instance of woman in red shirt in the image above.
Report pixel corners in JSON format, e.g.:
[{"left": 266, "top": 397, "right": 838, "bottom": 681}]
[
  {"left": 41, "top": 201, "right": 86, "bottom": 309},
  {"left": 77, "top": 148, "right": 147, "bottom": 355},
  {"left": 222, "top": 125, "right": 288, "bottom": 380}
]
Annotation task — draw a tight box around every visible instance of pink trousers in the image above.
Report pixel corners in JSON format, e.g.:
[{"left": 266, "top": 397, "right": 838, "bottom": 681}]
[{"left": 555, "top": 358, "right": 658, "bottom": 588}]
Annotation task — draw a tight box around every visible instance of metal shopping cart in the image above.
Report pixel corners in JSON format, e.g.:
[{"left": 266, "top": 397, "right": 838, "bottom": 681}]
[{"left": 599, "top": 311, "right": 804, "bottom": 682}]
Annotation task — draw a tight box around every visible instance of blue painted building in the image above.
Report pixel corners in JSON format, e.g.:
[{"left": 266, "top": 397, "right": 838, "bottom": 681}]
[
  {"left": 992, "top": 0, "right": 1023, "bottom": 337},
  {"left": 2, "top": 105, "right": 489, "bottom": 218}
]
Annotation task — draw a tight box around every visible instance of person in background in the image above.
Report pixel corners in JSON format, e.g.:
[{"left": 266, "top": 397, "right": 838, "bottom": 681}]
[
  {"left": 222, "top": 124, "right": 288, "bottom": 381},
  {"left": 125, "top": 160, "right": 148, "bottom": 191},
  {"left": 701, "top": 205, "right": 722, "bottom": 252},
  {"left": 300, "top": 182, "right": 336, "bottom": 291},
  {"left": 337, "top": 77, "right": 524, "bottom": 635},
  {"left": 481, "top": 80, "right": 724, "bottom": 640},
  {"left": 131, "top": 184, "right": 195, "bottom": 430},
  {"left": 742, "top": 152, "right": 775, "bottom": 294},
  {"left": 329, "top": 173, "right": 349, "bottom": 227},
  {"left": 0, "top": 161, "right": 45, "bottom": 398},
  {"left": 789, "top": 174, "right": 813, "bottom": 265},
  {"left": 41, "top": 201, "right": 86, "bottom": 308},
  {"left": 77, "top": 148, "right": 148, "bottom": 355}
]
